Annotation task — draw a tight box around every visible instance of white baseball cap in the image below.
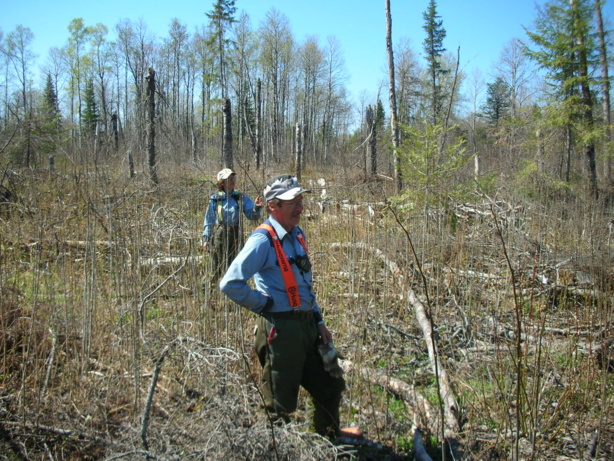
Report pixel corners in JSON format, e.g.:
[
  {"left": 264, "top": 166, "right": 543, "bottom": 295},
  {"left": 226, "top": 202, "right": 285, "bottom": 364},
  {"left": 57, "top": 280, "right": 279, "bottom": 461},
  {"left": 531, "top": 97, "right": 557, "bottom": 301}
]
[{"left": 216, "top": 168, "right": 235, "bottom": 182}]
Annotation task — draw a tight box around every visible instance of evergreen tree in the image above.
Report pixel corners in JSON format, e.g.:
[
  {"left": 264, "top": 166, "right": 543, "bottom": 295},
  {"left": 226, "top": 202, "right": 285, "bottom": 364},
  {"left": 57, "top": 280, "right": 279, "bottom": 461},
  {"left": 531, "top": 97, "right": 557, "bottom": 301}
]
[
  {"left": 482, "top": 77, "right": 511, "bottom": 127},
  {"left": 206, "top": 0, "right": 237, "bottom": 99},
  {"left": 33, "top": 74, "right": 64, "bottom": 159},
  {"left": 422, "top": 0, "right": 448, "bottom": 125},
  {"left": 42, "top": 73, "right": 61, "bottom": 125},
  {"left": 524, "top": 0, "right": 599, "bottom": 197},
  {"left": 82, "top": 78, "right": 100, "bottom": 136}
]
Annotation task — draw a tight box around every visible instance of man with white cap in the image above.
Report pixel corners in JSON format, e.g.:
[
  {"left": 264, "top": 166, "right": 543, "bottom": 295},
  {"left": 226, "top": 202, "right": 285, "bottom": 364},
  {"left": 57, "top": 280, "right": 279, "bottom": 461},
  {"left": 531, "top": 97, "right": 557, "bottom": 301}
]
[
  {"left": 220, "top": 174, "right": 356, "bottom": 439},
  {"left": 202, "top": 168, "right": 262, "bottom": 287}
]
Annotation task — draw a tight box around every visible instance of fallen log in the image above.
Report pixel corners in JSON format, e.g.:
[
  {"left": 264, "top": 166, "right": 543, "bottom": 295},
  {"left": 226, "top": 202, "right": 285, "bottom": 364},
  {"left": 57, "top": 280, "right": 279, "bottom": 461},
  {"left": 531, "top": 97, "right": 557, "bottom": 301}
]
[
  {"left": 339, "top": 359, "right": 436, "bottom": 431},
  {"left": 329, "top": 241, "right": 405, "bottom": 286},
  {"left": 408, "top": 290, "right": 460, "bottom": 435}
]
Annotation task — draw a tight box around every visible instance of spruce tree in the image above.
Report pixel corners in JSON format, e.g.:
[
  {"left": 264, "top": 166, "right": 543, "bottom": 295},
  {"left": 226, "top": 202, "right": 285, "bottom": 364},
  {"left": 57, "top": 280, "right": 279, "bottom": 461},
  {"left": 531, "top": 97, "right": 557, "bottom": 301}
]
[
  {"left": 524, "top": 0, "right": 599, "bottom": 197},
  {"left": 42, "top": 73, "right": 61, "bottom": 129},
  {"left": 422, "top": 0, "right": 448, "bottom": 125},
  {"left": 82, "top": 78, "right": 100, "bottom": 136},
  {"left": 35, "top": 74, "right": 63, "bottom": 157},
  {"left": 482, "top": 77, "right": 511, "bottom": 127},
  {"left": 206, "top": 0, "right": 237, "bottom": 99}
]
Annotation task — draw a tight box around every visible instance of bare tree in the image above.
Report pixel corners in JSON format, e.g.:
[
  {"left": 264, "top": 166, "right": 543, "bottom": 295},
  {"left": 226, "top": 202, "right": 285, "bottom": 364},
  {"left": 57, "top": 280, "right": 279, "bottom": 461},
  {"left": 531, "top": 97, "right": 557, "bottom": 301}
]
[
  {"left": 259, "top": 8, "right": 295, "bottom": 164},
  {"left": 366, "top": 104, "right": 377, "bottom": 176},
  {"left": 116, "top": 19, "right": 155, "bottom": 153},
  {"left": 255, "top": 78, "right": 262, "bottom": 170},
  {"left": 146, "top": 67, "right": 158, "bottom": 184},
  {"left": 66, "top": 19, "right": 91, "bottom": 145},
  {"left": 6, "top": 25, "right": 36, "bottom": 167},
  {"left": 89, "top": 24, "right": 111, "bottom": 134},
  {"left": 193, "top": 24, "right": 217, "bottom": 163},
  {"left": 322, "top": 36, "right": 346, "bottom": 163},
  {"left": 295, "top": 122, "right": 302, "bottom": 180},
  {"left": 395, "top": 37, "right": 422, "bottom": 128},
  {"left": 385, "top": 0, "right": 401, "bottom": 192},
  {"left": 297, "top": 36, "right": 324, "bottom": 163},
  {"left": 223, "top": 98, "right": 233, "bottom": 168}
]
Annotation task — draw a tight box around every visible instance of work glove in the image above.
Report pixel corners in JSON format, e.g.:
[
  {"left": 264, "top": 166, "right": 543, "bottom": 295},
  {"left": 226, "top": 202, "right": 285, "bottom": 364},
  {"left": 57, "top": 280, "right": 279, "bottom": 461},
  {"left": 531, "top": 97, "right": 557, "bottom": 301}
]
[{"left": 318, "top": 341, "right": 343, "bottom": 378}]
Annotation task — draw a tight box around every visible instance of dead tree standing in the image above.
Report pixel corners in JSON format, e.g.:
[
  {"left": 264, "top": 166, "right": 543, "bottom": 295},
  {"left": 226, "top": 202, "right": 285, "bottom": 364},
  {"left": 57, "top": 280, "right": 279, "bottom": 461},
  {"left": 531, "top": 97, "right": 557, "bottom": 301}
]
[
  {"left": 366, "top": 104, "right": 377, "bottom": 176},
  {"left": 146, "top": 68, "right": 158, "bottom": 185},
  {"left": 111, "top": 113, "right": 119, "bottom": 151},
  {"left": 223, "top": 98, "right": 233, "bottom": 169},
  {"left": 385, "top": 0, "right": 401, "bottom": 192},
  {"left": 256, "top": 79, "right": 262, "bottom": 170},
  {"left": 295, "top": 122, "right": 303, "bottom": 181}
]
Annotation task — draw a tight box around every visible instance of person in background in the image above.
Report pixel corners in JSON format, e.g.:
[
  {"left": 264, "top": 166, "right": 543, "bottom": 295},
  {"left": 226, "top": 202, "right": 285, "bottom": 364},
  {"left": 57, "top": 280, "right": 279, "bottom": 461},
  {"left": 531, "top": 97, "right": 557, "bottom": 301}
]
[
  {"left": 202, "top": 168, "right": 263, "bottom": 287},
  {"left": 220, "top": 174, "right": 360, "bottom": 440}
]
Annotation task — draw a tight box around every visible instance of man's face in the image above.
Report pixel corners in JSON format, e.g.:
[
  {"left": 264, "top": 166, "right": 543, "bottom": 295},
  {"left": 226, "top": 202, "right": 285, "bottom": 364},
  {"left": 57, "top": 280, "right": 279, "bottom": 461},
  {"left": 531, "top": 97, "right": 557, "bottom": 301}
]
[{"left": 270, "top": 195, "right": 304, "bottom": 231}]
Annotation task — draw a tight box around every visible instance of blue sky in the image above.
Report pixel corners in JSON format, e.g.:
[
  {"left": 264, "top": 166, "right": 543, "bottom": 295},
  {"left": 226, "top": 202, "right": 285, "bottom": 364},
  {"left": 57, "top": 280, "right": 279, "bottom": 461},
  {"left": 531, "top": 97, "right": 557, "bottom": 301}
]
[{"left": 2, "top": 0, "right": 613, "bottom": 107}]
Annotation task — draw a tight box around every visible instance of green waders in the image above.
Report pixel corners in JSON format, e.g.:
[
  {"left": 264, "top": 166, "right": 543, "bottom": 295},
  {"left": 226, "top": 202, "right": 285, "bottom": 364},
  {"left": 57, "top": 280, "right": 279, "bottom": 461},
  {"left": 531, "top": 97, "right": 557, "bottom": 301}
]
[
  {"left": 210, "top": 225, "right": 241, "bottom": 284},
  {"left": 255, "top": 314, "right": 346, "bottom": 438}
]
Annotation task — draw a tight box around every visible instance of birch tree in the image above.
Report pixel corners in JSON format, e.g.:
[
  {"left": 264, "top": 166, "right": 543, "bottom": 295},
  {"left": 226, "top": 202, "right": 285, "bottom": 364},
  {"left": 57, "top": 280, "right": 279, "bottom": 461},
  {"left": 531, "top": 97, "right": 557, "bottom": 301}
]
[
  {"left": 66, "top": 19, "right": 91, "bottom": 141},
  {"left": 5, "top": 25, "right": 36, "bottom": 166},
  {"left": 385, "top": 0, "right": 401, "bottom": 192},
  {"left": 89, "top": 24, "right": 111, "bottom": 134},
  {"left": 259, "top": 8, "right": 295, "bottom": 164}
]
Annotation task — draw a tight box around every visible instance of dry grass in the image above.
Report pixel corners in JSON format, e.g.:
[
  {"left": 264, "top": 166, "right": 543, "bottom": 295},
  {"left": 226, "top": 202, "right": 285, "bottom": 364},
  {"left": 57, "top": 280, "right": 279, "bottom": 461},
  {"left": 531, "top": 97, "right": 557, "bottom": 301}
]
[{"left": 0, "top": 162, "right": 613, "bottom": 460}]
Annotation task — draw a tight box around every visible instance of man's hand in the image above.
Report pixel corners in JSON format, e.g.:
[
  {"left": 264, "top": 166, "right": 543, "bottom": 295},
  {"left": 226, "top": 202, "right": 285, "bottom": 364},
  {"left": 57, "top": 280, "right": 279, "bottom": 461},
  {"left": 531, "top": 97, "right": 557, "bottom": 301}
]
[
  {"left": 255, "top": 195, "right": 264, "bottom": 208},
  {"left": 203, "top": 242, "right": 210, "bottom": 252},
  {"left": 317, "top": 323, "right": 333, "bottom": 344}
]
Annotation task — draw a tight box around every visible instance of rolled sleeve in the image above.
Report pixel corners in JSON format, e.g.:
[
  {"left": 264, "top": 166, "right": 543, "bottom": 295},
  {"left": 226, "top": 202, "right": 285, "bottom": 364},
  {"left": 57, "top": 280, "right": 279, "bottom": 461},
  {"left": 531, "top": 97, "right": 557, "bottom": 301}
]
[
  {"left": 202, "top": 200, "right": 217, "bottom": 242},
  {"left": 242, "top": 195, "right": 261, "bottom": 221},
  {"left": 220, "top": 233, "right": 272, "bottom": 313}
]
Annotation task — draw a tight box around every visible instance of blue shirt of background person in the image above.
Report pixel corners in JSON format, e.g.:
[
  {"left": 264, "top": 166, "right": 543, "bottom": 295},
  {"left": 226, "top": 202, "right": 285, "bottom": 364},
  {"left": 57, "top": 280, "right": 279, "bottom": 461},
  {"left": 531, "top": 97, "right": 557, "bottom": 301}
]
[{"left": 201, "top": 168, "right": 263, "bottom": 248}]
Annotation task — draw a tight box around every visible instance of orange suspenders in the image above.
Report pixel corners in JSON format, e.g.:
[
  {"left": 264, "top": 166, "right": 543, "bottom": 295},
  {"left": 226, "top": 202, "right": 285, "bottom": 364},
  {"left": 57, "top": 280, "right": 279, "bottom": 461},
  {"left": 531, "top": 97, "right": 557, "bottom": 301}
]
[{"left": 257, "top": 224, "right": 308, "bottom": 309}]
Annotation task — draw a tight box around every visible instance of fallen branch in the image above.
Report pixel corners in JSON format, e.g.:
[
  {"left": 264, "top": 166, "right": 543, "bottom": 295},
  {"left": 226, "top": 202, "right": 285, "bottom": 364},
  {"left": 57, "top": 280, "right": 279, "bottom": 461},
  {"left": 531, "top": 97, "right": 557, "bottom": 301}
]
[
  {"left": 408, "top": 290, "right": 460, "bottom": 435},
  {"left": 140, "top": 255, "right": 202, "bottom": 266},
  {"left": 339, "top": 359, "right": 435, "bottom": 433},
  {"left": 329, "top": 241, "right": 404, "bottom": 286},
  {"left": 412, "top": 425, "right": 433, "bottom": 461}
]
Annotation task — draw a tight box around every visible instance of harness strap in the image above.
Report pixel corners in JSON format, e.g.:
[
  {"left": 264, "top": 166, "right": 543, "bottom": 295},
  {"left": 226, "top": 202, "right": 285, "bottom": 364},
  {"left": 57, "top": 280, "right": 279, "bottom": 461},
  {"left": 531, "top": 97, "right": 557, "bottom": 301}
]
[
  {"left": 214, "top": 191, "right": 243, "bottom": 225},
  {"left": 216, "top": 200, "right": 224, "bottom": 224},
  {"left": 296, "top": 234, "right": 308, "bottom": 255},
  {"left": 257, "top": 223, "right": 301, "bottom": 308}
]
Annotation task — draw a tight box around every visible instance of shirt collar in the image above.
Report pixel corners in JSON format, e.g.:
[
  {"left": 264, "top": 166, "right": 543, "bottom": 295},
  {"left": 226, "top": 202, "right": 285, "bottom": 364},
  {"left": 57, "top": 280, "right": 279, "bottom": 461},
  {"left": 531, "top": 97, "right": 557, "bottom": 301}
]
[{"left": 268, "top": 215, "right": 296, "bottom": 241}]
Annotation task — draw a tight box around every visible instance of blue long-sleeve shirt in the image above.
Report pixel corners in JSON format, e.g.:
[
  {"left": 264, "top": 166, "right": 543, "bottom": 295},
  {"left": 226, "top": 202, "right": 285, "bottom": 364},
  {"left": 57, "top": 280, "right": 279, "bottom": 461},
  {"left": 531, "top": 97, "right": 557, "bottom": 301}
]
[
  {"left": 219, "top": 216, "right": 322, "bottom": 320},
  {"left": 202, "top": 190, "right": 261, "bottom": 242}
]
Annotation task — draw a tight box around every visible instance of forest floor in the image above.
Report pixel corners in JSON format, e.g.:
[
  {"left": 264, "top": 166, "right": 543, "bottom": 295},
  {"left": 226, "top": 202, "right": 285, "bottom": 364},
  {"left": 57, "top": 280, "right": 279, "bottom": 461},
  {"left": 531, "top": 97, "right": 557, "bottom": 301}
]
[{"left": 1, "top": 167, "right": 613, "bottom": 460}]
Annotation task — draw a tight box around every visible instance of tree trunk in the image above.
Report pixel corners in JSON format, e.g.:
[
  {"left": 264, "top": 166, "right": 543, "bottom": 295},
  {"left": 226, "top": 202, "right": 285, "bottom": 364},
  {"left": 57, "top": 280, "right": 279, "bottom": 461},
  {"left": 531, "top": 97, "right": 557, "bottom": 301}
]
[
  {"left": 111, "top": 113, "right": 119, "bottom": 151},
  {"left": 295, "top": 122, "right": 302, "bottom": 181},
  {"left": 385, "top": 0, "right": 401, "bottom": 192},
  {"left": 222, "top": 98, "right": 233, "bottom": 169},
  {"left": 256, "top": 79, "right": 262, "bottom": 170},
  {"left": 366, "top": 105, "right": 377, "bottom": 176},
  {"left": 565, "top": 124, "right": 573, "bottom": 182},
  {"left": 192, "top": 129, "right": 198, "bottom": 164},
  {"left": 595, "top": 0, "right": 611, "bottom": 184},
  {"left": 573, "top": 0, "right": 598, "bottom": 199},
  {"left": 146, "top": 68, "right": 158, "bottom": 185},
  {"left": 536, "top": 129, "right": 544, "bottom": 175}
]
